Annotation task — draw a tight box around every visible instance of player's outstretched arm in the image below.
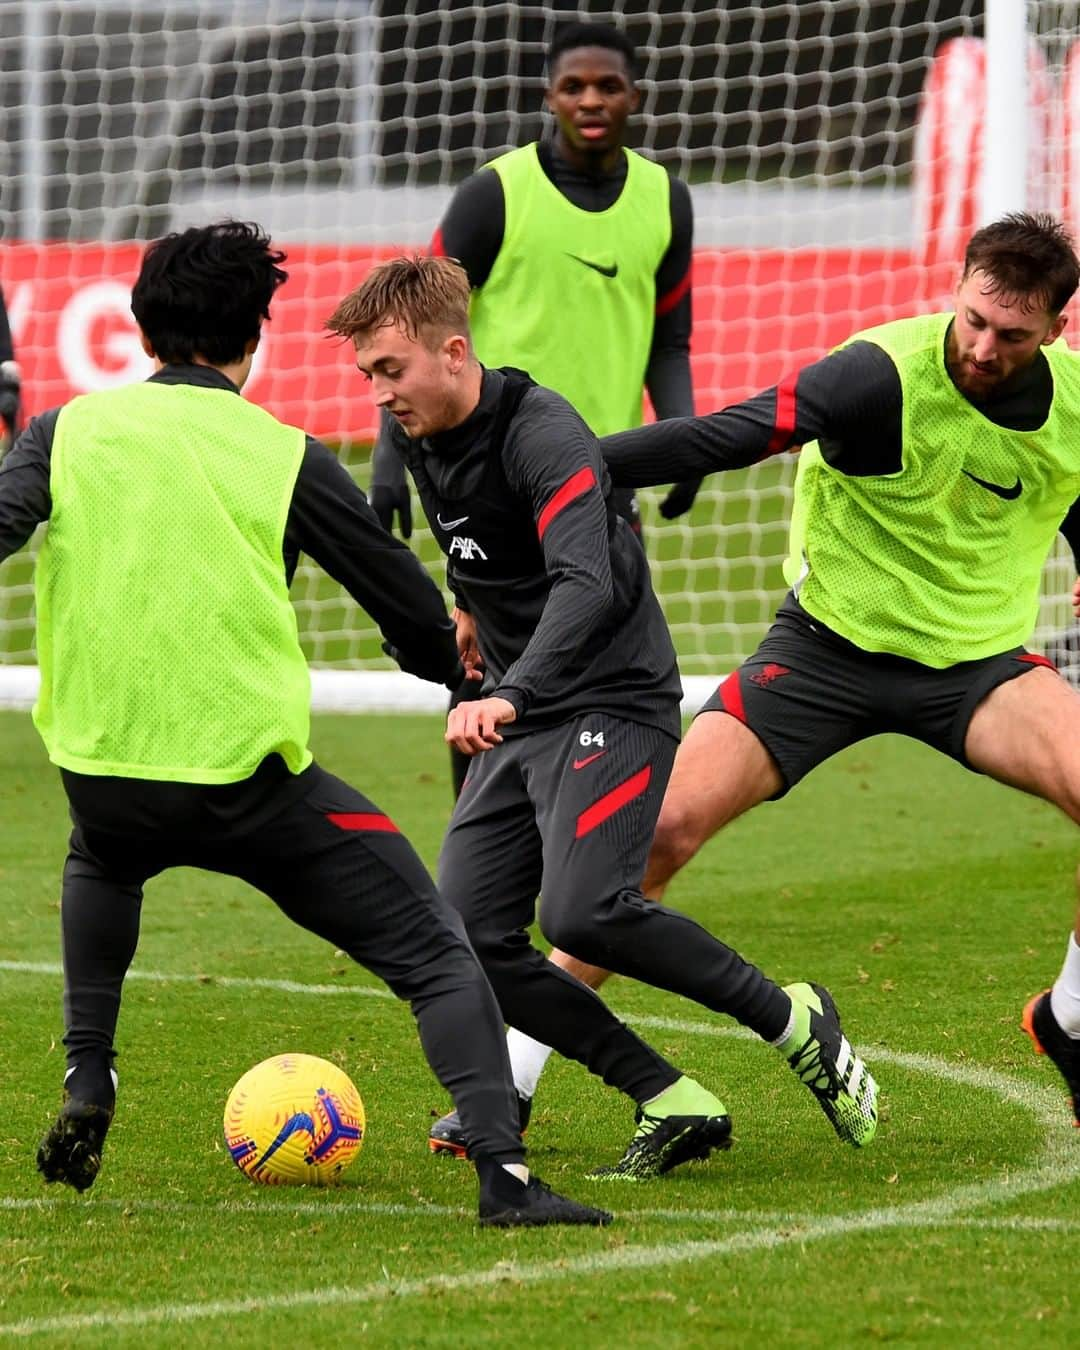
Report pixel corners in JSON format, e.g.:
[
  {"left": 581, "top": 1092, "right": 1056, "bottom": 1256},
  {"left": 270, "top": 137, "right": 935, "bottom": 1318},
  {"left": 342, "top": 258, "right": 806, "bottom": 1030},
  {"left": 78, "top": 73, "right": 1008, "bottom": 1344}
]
[
  {"left": 603, "top": 341, "right": 905, "bottom": 489},
  {"left": 290, "top": 438, "right": 459, "bottom": 685}
]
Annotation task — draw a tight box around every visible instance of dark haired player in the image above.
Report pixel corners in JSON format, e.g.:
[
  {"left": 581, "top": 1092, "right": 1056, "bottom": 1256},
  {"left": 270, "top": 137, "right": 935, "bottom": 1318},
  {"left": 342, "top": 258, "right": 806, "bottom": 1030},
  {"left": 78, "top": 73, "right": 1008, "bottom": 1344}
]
[
  {"left": 578, "top": 212, "right": 1080, "bottom": 1129},
  {"left": 11, "top": 220, "right": 610, "bottom": 1228}
]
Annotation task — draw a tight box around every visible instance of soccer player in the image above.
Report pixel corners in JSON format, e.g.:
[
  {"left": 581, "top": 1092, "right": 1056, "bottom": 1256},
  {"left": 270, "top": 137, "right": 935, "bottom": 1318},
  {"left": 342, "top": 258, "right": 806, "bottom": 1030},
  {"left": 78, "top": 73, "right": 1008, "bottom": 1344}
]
[
  {"left": 538, "top": 210, "right": 1080, "bottom": 1128},
  {"left": 368, "top": 20, "right": 701, "bottom": 801},
  {"left": 15, "top": 222, "right": 610, "bottom": 1229},
  {"left": 327, "top": 255, "right": 879, "bottom": 1179}
]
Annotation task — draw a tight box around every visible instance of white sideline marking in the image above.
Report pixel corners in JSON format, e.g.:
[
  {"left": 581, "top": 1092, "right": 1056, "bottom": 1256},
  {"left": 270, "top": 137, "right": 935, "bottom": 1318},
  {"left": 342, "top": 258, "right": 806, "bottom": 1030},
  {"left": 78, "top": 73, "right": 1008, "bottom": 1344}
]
[
  {"left": 0, "top": 960, "right": 394, "bottom": 1000},
  {"left": 3, "top": 1208, "right": 1080, "bottom": 1339},
  {"left": 5, "top": 965, "right": 1080, "bottom": 1337}
]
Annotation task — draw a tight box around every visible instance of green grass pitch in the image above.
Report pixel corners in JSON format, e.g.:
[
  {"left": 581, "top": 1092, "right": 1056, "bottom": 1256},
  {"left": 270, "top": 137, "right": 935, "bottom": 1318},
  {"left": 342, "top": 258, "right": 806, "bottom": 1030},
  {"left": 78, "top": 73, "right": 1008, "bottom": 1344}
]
[{"left": 3, "top": 710, "right": 1080, "bottom": 1345}]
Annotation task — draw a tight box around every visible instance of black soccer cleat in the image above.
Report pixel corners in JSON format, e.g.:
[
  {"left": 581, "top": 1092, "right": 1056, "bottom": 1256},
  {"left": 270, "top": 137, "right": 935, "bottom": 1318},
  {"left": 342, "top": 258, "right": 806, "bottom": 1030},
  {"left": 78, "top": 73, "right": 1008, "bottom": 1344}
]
[
  {"left": 37, "top": 1052, "right": 117, "bottom": 1193},
  {"left": 586, "top": 1108, "right": 733, "bottom": 1181},
  {"left": 430, "top": 1093, "right": 533, "bottom": 1159},
  {"left": 476, "top": 1160, "right": 612, "bottom": 1228},
  {"left": 1022, "top": 989, "right": 1080, "bottom": 1126}
]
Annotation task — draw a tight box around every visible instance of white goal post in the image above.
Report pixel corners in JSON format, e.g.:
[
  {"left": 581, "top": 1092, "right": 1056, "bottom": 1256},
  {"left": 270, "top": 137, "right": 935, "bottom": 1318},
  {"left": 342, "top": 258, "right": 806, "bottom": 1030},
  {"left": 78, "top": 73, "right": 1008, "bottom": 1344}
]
[{"left": 2, "top": 0, "right": 1078, "bottom": 711}]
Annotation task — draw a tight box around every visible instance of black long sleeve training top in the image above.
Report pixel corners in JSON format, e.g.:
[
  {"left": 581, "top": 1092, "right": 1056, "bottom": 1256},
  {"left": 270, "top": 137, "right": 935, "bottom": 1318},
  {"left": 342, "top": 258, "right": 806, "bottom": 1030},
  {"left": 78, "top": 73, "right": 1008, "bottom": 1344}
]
[
  {"left": 601, "top": 337, "right": 1080, "bottom": 570},
  {"left": 383, "top": 366, "right": 682, "bottom": 737}
]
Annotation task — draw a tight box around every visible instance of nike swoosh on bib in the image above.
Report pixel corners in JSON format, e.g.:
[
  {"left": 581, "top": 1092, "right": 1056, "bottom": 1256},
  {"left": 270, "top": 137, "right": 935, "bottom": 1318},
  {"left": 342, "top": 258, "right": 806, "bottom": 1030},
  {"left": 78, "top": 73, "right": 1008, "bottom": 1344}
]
[
  {"left": 436, "top": 513, "right": 469, "bottom": 529},
  {"left": 961, "top": 470, "right": 1022, "bottom": 500},
  {"left": 566, "top": 254, "right": 618, "bottom": 279}
]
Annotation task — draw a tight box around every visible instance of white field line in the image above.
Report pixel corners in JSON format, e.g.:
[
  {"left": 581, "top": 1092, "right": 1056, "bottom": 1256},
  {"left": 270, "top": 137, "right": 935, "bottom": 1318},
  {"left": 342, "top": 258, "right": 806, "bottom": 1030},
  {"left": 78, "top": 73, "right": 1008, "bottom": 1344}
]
[
  {"left": 0, "top": 960, "right": 394, "bottom": 1000},
  {"left": 4, "top": 964, "right": 1080, "bottom": 1337},
  {"left": 3, "top": 1209, "right": 1080, "bottom": 1340}
]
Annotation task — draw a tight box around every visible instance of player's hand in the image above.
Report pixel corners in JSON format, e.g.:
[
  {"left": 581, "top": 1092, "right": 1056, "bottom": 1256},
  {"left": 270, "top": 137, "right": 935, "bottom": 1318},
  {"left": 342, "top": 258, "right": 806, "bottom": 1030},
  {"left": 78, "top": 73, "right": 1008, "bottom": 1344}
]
[
  {"left": 445, "top": 696, "right": 517, "bottom": 754},
  {"left": 368, "top": 483, "right": 412, "bottom": 539},
  {"left": 658, "top": 477, "right": 703, "bottom": 519},
  {"left": 452, "top": 607, "right": 484, "bottom": 682},
  {"left": 1072, "top": 576, "right": 1080, "bottom": 618}
]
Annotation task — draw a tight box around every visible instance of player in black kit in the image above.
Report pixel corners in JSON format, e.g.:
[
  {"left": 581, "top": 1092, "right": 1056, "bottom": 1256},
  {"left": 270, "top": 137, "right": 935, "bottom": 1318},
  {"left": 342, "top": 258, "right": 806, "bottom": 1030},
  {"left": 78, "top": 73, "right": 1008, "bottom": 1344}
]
[
  {"left": 328, "top": 256, "right": 880, "bottom": 1176},
  {"left": 369, "top": 22, "right": 701, "bottom": 804}
]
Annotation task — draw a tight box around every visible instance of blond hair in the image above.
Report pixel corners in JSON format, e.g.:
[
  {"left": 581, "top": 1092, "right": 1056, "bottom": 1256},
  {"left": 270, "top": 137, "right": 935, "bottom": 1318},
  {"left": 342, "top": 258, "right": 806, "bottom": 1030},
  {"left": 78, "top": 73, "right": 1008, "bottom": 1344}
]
[{"left": 326, "top": 254, "right": 472, "bottom": 347}]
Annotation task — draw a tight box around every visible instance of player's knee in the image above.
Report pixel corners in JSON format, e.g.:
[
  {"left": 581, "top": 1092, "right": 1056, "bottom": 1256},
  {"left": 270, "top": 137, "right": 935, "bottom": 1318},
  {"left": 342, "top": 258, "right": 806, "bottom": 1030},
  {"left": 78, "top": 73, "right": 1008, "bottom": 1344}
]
[
  {"left": 537, "top": 902, "right": 601, "bottom": 965},
  {"left": 538, "top": 888, "right": 640, "bottom": 964},
  {"left": 647, "top": 798, "right": 707, "bottom": 887}
]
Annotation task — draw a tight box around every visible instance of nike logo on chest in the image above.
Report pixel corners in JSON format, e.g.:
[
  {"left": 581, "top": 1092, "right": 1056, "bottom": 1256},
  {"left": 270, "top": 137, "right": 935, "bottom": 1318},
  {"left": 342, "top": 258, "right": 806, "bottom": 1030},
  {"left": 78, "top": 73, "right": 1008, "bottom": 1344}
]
[
  {"left": 566, "top": 253, "right": 618, "bottom": 279},
  {"left": 961, "top": 470, "right": 1023, "bottom": 500}
]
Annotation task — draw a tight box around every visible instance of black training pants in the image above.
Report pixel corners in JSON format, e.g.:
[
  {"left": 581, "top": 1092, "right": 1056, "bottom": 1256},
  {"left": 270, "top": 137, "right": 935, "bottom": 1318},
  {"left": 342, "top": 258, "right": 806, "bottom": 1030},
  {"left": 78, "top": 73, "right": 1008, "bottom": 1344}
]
[
  {"left": 57, "top": 758, "right": 524, "bottom": 1162},
  {"left": 440, "top": 715, "right": 789, "bottom": 1095}
]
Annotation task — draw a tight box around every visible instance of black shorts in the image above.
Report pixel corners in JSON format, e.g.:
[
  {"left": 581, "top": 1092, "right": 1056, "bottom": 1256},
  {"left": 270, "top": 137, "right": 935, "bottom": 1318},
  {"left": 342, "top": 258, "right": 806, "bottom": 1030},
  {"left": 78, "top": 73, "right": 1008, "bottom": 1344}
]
[{"left": 697, "top": 594, "right": 1056, "bottom": 795}]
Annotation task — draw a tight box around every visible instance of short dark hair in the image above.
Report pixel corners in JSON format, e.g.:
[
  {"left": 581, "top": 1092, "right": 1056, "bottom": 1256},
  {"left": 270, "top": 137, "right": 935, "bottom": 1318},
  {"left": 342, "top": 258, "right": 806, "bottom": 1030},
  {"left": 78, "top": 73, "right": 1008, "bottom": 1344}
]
[
  {"left": 131, "top": 220, "right": 288, "bottom": 366},
  {"left": 547, "top": 22, "right": 637, "bottom": 81},
  {"left": 963, "top": 212, "right": 1080, "bottom": 315}
]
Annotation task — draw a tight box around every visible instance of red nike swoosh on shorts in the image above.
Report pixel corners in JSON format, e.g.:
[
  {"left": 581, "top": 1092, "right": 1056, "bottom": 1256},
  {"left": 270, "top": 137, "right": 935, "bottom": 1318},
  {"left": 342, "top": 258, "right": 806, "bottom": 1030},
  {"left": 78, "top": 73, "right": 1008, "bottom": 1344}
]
[{"left": 572, "top": 752, "right": 606, "bottom": 770}]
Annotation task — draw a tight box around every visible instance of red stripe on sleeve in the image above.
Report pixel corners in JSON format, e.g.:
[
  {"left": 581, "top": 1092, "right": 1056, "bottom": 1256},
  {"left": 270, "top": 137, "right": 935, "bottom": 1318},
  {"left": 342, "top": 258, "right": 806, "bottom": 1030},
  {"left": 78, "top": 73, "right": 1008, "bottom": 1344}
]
[
  {"left": 655, "top": 267, "right": 691, "bottom": 317},
  {"left": 327, "top": 812, "right": 400, "bottom": 834},
  {"left": 429, "top": 227, "right": 446, "bottom": 258},
  {"left": 718, "top": 671, "right": 746, "bottom": 723},
  {"left": 765, "top": 373, "right": 798, "bottom": 456},
  {"left": 575, "top": 765, "right": 652, "bottom": 839},
  {"left": 537, "top": 466, "right": 597, "bottom": 541}
]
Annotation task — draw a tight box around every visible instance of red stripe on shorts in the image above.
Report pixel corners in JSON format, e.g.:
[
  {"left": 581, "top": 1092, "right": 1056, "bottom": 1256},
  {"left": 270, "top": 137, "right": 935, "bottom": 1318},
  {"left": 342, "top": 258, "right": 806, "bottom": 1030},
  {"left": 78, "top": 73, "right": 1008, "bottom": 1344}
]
[
  {"left": 718, "top": 670, "right": 746, "bottom": 723},
  {"left": 575, "top": 765, "right": 652, "bottom": 839},
  {"left": 327, "top": 812, "right": 400, "bottom": 833},
  {"left": 537, "top": 467, "right": 597, "bottom": 540},
  {"left": 1018, "top": 653, "right": 1056, "bottom": 670}
]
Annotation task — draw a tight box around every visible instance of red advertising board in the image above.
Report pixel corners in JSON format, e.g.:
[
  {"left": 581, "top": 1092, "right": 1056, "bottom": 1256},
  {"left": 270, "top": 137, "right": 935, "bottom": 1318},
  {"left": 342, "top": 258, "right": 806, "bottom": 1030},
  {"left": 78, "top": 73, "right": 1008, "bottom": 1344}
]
[{"left": 2, "top": 243, "right": 956, "bottom": 443}]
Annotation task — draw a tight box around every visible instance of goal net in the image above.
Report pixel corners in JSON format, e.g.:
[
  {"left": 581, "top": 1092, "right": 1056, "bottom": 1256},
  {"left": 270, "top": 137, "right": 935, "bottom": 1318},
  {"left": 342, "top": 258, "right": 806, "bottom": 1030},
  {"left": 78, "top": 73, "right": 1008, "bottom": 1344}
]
[{"left": 1, "top": 0, "right": 1077, "bottom": 708}]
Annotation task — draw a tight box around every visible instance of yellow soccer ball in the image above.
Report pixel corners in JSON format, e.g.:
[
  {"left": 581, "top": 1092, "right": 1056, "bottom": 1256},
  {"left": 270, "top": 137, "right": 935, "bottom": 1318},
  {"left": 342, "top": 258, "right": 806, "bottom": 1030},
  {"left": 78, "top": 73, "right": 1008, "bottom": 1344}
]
[{"left": 223, "top": 1053, "right": 365, "bottom": 1185}]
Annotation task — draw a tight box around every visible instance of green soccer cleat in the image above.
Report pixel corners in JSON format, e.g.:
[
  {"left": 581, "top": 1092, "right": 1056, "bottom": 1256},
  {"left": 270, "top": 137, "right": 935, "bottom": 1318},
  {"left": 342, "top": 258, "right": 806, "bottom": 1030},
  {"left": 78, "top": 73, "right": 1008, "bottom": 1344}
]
[
  {"left": 782, "top": 982, "right": 878, "bottom": 1147},
  {"left": 586, "top": 1076, "right": 732, "bottom": 1181}
]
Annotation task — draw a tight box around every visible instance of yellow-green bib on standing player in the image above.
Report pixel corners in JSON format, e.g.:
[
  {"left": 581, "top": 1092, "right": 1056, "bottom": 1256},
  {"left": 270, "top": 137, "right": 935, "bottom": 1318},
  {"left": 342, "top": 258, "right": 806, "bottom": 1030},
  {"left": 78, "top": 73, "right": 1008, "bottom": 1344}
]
[
  {"left": 469, "top": 143, "right": 671, "bottom": 435},
  {"left": 34, "top": 380, "right": 313, "bottom": 782},
  {"left": 784, "top": 312, "right": 1080, "bottom": 667}
]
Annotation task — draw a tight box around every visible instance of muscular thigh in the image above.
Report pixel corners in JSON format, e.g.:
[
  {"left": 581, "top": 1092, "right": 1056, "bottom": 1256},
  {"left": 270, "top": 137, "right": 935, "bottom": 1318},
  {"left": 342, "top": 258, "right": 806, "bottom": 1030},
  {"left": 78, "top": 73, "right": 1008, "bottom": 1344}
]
[
  {"left": 964, "top": 661, "right": 1080, "bottom": 815},
  {"left": 697, "top": 604, "right": 878, "bottom": 796}
]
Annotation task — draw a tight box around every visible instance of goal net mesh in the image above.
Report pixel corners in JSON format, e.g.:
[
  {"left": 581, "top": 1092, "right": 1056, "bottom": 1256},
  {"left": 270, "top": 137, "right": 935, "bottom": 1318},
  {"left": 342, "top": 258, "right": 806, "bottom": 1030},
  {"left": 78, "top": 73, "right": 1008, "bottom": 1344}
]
[{"left": 2, "top": 0, "right": 1076, "bottom": 697}]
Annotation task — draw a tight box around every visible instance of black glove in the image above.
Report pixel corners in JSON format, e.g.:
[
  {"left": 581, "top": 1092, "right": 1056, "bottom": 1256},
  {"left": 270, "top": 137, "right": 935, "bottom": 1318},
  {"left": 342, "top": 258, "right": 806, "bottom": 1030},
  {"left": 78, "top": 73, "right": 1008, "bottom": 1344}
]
[
  {"left": 381, "top": 640, "right": 463, "bottom": 691},
  {"left": 658, "top": 477, "right": 703, "bottom": 520},
  {"left": 369, "top": 483, "right": 412, "bottom": 539},
  {"left": 0, "top": 361, "right": 21, "bottom": 441}
]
